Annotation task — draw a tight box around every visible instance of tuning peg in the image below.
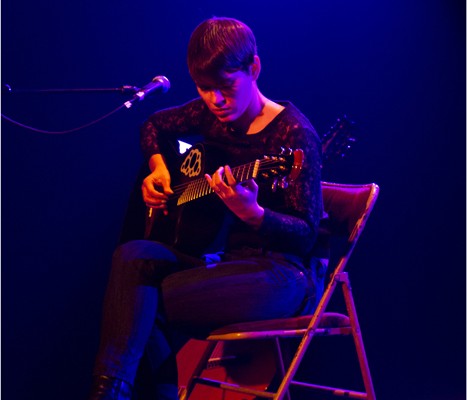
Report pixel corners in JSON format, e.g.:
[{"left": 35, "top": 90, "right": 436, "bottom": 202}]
[
  {"left": 271, "top": 178, "right": 278, "bottom": 192},
  {"left": 279, "top": 176, "right": 289, "bottom": 189}
]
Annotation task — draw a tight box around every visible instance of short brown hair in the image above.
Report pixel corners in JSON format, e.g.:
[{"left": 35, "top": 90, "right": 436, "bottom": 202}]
[{"left": 187, "top": 17, "right": 257, "bottom": 82}]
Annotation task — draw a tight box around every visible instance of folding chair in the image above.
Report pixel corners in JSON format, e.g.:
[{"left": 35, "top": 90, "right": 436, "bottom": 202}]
[{"left": 179, "top": 182, "right": 379, "bottom": 400}]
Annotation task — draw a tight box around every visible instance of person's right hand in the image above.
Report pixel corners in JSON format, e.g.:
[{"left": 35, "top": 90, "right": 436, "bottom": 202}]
[{"left": 141, "top": 165, "right": 173, "bottom": 214}]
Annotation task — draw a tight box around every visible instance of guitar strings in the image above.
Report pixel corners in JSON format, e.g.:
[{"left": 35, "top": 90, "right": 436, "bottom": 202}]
[
  {"left": 169, "top": 159, "right": 281, "bottom": 195},
  {"left": 170, "top": 162, "right": 256, "bottom": 199},
  {"left": 167, "top": 158, "right": 293, "bottom": 203}
]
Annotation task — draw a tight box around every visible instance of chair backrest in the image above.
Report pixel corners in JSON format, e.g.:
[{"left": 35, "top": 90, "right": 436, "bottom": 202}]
[
  {"left": 322, "top": 182, "right": 379, "bottom": 238},
  {"left": 321, "top": 182, "right": 379, "bottom": 276}
]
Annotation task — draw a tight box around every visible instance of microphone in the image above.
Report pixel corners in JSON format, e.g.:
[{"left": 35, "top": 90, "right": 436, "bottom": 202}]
[{"left": 124, "top": 76, "right": 170, "bottom": 108}]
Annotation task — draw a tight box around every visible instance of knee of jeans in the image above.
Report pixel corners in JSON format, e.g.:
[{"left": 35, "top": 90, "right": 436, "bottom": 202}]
[
  {"left": 113, "top": 240, "right": 146, "bottom": 263},
  {"left": 109, "top": 242, "right": 146, "bottom": 281},
  {"left": 111, "top": 241, "right": 152, "bottom": 284},
  {"left": 112, "top": 240, "right": 179, "bottom": 284},
  {"left": 111, "top": 241, "right": 157, "bottom": 281},
  {"left": 113, "top": 240, "right": 176, "bottom": 263}
]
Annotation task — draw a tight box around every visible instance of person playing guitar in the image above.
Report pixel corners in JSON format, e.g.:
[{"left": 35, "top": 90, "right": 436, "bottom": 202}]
[{"left": 89, "top": 17, "right": 326, "bottom": 400}]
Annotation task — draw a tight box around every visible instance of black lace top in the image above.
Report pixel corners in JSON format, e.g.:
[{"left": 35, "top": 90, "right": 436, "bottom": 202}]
[{"left": 140, "top": 98, "right": 323, "bottom": 258}]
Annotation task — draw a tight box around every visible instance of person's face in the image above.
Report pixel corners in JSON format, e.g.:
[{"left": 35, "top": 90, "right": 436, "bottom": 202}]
[{"left": 195, "top": 67, "right": 257, "bottom": 124}]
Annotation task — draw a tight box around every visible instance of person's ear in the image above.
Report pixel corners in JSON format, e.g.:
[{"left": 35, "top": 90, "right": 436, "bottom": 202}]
[{"left": 250, "top": 55, "right": 261, "bottom": 80}]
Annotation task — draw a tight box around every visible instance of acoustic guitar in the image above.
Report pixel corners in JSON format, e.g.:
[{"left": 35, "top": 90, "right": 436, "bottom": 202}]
[{"left": 142, "top": 142, "right": 304, "bottom": 257}]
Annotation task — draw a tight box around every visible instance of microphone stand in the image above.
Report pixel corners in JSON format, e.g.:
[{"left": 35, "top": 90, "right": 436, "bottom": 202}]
[
  {"left": 1, "top": 83, "right": 147, "bottom": 134},
  {"left": 2, "top": 83, "right": 139, "bottom": 95}
]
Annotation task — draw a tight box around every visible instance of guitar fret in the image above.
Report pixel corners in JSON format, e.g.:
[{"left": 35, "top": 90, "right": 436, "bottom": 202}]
[
  {"left": 238, "top": 162, "right": 251, "bottom": 180},
  {"left": 232, "top": 161, "right": 254, "bottom": 182},
  {"left": 194, "top": 180, "right": 201, "bottom": 200},
  {"left": 177, "top": 177, "right": 212, "bottom": 206},
  {"left": 191, "top": 181, "right": 198, "bottom": 202},
  {"left": 252, "top": 159, "right": 259, "bottom": 178},
  {"left": 234, "top": 166, "right": 242, "bottom": 182},
  {"left": 188, "top": 183, "right": 193, "bottom": 202},
  {"left": 204, "top": 181, "right": 212, "bottom": 197}
]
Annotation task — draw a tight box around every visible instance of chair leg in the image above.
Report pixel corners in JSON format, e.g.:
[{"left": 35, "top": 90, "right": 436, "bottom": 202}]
[
  {"left": 273, "top": 327, "right": 319, "bottom": 400},
  {"left": 271, "top": 338, "right": 291, "bottom": 400},
  {"left": 339, "top": 273, "right": 376, "bottom": 400}
]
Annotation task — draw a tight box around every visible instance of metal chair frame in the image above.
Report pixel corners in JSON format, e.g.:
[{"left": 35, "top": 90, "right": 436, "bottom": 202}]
[{"left": 180, "top": 182, "right": 380, "bottom": 400}]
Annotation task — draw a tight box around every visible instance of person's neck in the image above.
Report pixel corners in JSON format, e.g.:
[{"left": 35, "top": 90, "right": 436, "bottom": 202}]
[
  {"left": 229, "top": 90, "right": 267, "bottom": 135},
  {"left": 231, "top": 92, "right": 285, "bottom": 135}
]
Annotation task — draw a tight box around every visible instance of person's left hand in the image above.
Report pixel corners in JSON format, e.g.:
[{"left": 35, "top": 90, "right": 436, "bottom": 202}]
[{"left": 205, "top": 165, "right": 264, "bottom": 228}]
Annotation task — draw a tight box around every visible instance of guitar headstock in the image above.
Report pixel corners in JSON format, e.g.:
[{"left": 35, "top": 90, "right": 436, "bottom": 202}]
[
  {"left": 257, "top": 148, "right": 304, "bottom": 190},
  {"left": 321, "top": 115, "right": 356, "bottom": 165}
]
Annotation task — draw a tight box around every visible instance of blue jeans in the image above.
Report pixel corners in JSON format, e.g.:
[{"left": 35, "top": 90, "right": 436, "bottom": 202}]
[{"left": 93, "top": 240, "right": 318, "bottom": 388}]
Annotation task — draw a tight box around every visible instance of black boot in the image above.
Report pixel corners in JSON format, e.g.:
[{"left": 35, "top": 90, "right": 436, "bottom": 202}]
[{"left": 89, "top": 375, "right": 132, "bottom": 400}]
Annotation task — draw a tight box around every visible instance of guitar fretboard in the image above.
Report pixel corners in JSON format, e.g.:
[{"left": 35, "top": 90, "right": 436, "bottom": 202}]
[{"left": 176, "top": 160, "right": 260, "bottom": 205}]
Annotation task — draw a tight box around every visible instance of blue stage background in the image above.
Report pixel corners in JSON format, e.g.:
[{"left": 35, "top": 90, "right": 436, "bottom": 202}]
[{"left": 2, "top": 1, "right": 465, "bottom": 399}]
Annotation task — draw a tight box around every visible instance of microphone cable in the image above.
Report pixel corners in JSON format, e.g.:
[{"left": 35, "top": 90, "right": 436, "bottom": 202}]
[{"left": 1, "top": 103, "right": 126, "bottom": 135}]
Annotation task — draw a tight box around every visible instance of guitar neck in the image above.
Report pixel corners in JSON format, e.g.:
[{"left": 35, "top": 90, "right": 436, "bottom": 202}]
[{"left": 175, "top": 160, "right": 259, "bottom": 206}]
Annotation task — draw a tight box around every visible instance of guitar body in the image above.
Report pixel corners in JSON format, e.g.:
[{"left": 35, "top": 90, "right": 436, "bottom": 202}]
[{"left": 177, "top": 339, "right": 277, "bottom": 400}]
